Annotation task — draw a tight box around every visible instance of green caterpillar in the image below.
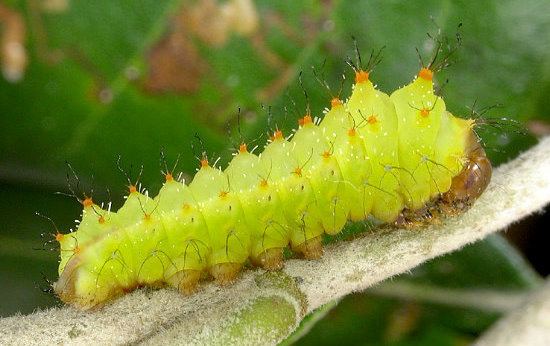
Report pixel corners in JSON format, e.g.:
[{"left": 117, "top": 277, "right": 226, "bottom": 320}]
[{"left": 53, "top": 63, "right": 492, "bottom": 310}]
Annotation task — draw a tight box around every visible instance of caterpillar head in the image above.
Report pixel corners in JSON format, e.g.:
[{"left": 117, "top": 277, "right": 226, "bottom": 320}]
[{"left": 443, "top": 132, "right": 492, "bottom": 204}]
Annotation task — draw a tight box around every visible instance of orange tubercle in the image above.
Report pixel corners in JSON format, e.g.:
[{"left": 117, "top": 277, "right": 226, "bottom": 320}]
[
  {"left": 82, "top": 197, "right": 93, "bottom": 208},
  {"left": 330, "top": 98, "right": 343, "bottom": 108},
  {"left": 200, "top": 158, "right": 209, "bottom": 168},
  {"left": 418, "top": 68, "right": 433, "bottom": 81},
  {"left": 348, "top": 128, "right": 356, "bottom": 137},
  {"left": 55, "top": 232, "right": 64, "bottom": 242},
  {"left": 367, "top": 115, "right": 378, "bottom": 124},
  {"left": 260, "top": 179, "right": 268, "bottom": 188},
  {"left": 219, "top": 190, "right": 228, "bottom": 198},
  {"left": 239, "top": 143, "right": 248, "bottom": 153},
  {"left": 355, "top": 70, "right": 369, "bottom": 84},
  {"left": 298, "top": 114, "right": 313, "bottom": 127},
  {"left": 293, "top": 167, "right": 302, "bottom": 177},
  {"left": 420, "top": 108, "right": 430, "bottom": 117},
  {"left": 129, "top": 185, "right": 137, "bottom": 194},
  {"left": 165, "top": 172, "right": 173, "bottom": 182},
  {"left": 322, "top": 151, "right": 331, "bottom": 159},
  {"left": 271, "top": 129, "right": 284, "bottom": 141},
  {"left": 98, "top": 215, "right": 105, "bottom": 224}
]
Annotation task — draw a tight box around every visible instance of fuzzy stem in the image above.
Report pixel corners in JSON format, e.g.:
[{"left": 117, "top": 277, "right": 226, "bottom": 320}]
[
  {"left": 474, "top": 277, "right": 550, "bottom": 346},
  {"left": 1, "top": 137, "right": 550, "bottom": 345}
]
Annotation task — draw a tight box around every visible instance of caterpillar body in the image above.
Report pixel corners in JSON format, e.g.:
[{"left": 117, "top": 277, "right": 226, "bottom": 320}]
[{"left": 53, "top": 65, "right": 492, "bottom": 310}]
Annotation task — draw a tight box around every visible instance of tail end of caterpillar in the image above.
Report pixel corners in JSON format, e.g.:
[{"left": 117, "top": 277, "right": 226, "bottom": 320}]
[{"left": 53, "top": 257, "right": 127, "bottom": 310}]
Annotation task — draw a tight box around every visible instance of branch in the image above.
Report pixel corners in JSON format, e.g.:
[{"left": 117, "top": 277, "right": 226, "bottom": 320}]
[
  {"left": 370, "top": 282, "right": 529, "bottom": 313},
  {"left": 2, "top": 137, "right": 550, "bottom": 345},
  {"left": 474, "top": 277, "right": 550, "bottom": 346}
]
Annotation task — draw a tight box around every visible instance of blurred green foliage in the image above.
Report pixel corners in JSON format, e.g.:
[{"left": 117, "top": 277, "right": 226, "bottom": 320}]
[{"left": 1, "top": 0, "right": 548, "bottom": 343}]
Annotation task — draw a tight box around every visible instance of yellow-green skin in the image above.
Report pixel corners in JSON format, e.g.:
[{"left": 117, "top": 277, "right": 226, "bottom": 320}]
[{"left": 55, "top": 73, "right": 474, "bottom": 309}]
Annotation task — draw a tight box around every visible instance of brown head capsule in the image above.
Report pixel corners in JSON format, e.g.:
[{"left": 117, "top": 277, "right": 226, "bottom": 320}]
[{"left": 443, "top": 131, "right": 492, "bottom": 204}]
